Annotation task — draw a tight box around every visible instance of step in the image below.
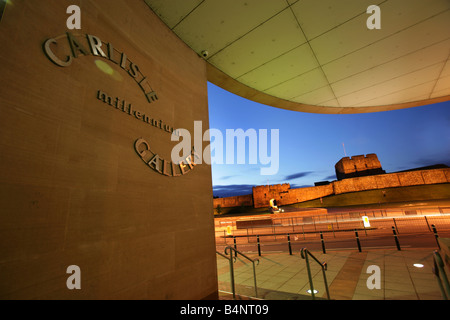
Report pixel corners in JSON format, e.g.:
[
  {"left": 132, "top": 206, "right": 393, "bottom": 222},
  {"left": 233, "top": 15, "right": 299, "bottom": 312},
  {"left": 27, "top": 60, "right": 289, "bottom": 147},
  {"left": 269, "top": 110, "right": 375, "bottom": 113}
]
[{"left": 218, "top": 282, "right": 328, "bottom": 300}]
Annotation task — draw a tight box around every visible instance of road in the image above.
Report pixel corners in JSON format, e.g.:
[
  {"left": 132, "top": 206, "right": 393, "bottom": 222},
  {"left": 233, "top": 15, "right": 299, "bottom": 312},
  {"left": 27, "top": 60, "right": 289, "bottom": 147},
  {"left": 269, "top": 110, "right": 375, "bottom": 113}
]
[
  {"left": 216, "top": 217, "right": 450, "bottom": 254},
  {"left": 217, "top": 231, "right": 449, "bottom": 254},
  {"left": 215, "top": 203, "right": 450, "bottom": 254}
]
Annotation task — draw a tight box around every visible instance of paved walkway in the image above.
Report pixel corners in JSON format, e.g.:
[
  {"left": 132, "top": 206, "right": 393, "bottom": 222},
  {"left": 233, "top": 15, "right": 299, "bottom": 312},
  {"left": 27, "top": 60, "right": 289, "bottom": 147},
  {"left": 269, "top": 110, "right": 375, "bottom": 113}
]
[{"left": 216, "top": 248, "right": 444, "bottom": 300}]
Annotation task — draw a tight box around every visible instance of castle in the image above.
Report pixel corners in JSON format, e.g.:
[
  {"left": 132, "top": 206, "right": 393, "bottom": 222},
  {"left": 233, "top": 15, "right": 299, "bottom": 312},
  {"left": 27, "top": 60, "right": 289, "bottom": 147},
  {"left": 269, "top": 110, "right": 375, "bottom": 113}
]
[
  {"left": 335, "top": 154, "right": 385, "bottom": 180},
  {"left": 213, "top": 154, "right": 450, "bottom": 210}
]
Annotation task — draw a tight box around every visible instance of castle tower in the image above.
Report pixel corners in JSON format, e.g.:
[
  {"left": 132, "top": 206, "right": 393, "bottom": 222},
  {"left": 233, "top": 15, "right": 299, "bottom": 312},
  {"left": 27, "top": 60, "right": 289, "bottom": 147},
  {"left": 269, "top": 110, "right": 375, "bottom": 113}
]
[{"left": 335, "top": 154, "right": 385, "bottom": 180}]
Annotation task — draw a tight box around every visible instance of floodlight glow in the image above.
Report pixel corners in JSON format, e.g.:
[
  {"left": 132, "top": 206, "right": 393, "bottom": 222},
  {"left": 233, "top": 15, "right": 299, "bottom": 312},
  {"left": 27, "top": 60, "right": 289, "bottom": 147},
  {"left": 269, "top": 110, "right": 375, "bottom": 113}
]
[
  {"left": 94, "top": 60, "right": 123, "bottom": 81},
  {"left": 307, "top": 289, "right": 319, "bottom": 294}
]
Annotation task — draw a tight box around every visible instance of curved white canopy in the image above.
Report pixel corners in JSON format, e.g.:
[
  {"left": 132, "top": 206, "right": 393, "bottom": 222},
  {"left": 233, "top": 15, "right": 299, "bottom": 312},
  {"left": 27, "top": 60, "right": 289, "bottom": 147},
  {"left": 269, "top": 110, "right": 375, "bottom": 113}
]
[{"left": 144, "top": 0, "right": 450, "bottom": 113}]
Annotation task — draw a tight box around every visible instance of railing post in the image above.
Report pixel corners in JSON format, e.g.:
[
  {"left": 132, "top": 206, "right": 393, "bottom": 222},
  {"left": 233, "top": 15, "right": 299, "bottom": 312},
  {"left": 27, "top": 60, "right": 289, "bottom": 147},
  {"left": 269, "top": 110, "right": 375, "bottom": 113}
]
[
  {"left": 322, "top": 262, "right": 331, "bottom": 300},
  {"left": 302, "top": 249, "right": 315, "bottom": 300},
  {"left": 224, "top": 246, "right": 259, "bottom": 300},
  {"left": 300, "top": 248, "right": 330, "bottom": 300},
  {"left": 233, "top": 236, "right": 237, "bottom": 257},
  {"left": 433, "top": 251, "right": 450, "bottom": 300},
  {"left": 393, "top": 218, "right": 399, "bottom": 234},
  {"left": 392, "top": 226, "right": 401, "bottom": 251},
  {"left": 431, "top": 224, "right": 440, "bottom": 249},
  {"left": 226, "top": 248, "right": 236, "bottom": 299},
  {"left": 320, "top": 231, "right": 326, "bottom": 254},
  {"left": 355, "top": 229, "right": 362, "bottom": 252},
  {"left": 424, "top": 216, "right": 431, "bottom": 232},
  {"left": 257, "top": 235, "right": 261, "bottom": 256},
  {"left": 252, "top": 261, "right": 258, "bottom": 298},
  {"left": 287, "top": 233, "right": 292, "bottom": 255}
]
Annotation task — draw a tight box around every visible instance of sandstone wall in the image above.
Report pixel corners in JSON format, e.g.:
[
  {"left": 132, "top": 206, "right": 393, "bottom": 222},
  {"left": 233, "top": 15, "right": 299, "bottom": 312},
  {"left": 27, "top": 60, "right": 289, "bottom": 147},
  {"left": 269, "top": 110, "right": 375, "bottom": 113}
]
[
  {"left": 217, "top": 168, "right": 450, "bottom": 209},
  {"left": 213, "top": 194, "right": 253, "bottom": 208},
  {"left": 333, "top": 169, "right": 450, "bottom": 195},
  {"left": 335, "top": 154, "right": 385, "bottom": 180},
  {"left": 251, "top": 183, "right": 291, "bottom": 208},
  {"left": 0, "top": 0, "right": 216, "bottom": 300}
]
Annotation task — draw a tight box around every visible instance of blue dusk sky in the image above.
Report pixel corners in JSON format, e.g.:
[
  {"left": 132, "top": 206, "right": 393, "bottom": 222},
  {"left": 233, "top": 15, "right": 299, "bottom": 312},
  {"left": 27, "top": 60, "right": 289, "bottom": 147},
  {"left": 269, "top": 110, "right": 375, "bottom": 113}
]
[{"left": 207, "top": 82, "right": 450, "bottom": 198}]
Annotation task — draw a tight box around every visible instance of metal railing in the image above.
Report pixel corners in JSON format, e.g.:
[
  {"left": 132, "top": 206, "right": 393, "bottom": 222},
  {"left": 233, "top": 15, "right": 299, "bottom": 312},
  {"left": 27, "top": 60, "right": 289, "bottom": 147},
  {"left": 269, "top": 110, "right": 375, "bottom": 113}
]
[
  {"left": 216, "top": 250, "right": 229, "bottom": 260},
  {"left": 300, "top": 248, "right": 330, "bottom": 300},
  {"left": 220, "top": 223, "right": 416, "bottom": 257},
  {"left": 220, "top": 246, "right": 259, "bottom": 299},
  {"left": 432, "top": 250, "right": 450, "bottom": 300},
  {"left": 215, "top": 210, "right": 450, "bottom": 241},
  {"left": 216, "top": 214, "right": 450, "bottom": 255}
]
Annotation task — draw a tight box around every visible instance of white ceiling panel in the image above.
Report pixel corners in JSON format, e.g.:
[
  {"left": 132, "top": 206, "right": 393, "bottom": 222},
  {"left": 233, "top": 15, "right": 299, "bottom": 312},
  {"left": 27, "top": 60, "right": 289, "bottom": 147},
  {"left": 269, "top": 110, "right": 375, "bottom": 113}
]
[
  {"left": 323, "top": 10, "right": 450, "bottom": 84},
  {"left": 431, "top": 86, "right": 450, "bottom": 99},
  {"left": 144, "top": 0, "right": 450, "bottom": 113},
  {"left": 287, "top": 0, "right": 299, "bottom": 5},
  {"left": 358, "top": 81, "right": 437, "bottom": 107},
  {"left": 208, "top": 8, "right": 306, "bottom": 79},
  {"left": 332, "top": 40, "right": 450, "bottom": 98},
  {"left": 237, "top": 43, "right": 319, "bottom": 91},
  {"left": 436, "top": 58, "right": 450, "bottom": 78},
  {"left": 291, "top": 85, "right": 337, "bottom": 105},
  {"left": 319, "top": 99, "right": 341, "bottom": 108},
  {"left": 339, "top": 63, "right": 444, "bottom": 106},
  {"left": 265, "top": 67, "right": 329, "bottom": 99},
  {"left": 143, "top": 0, "right": 203, "bottom": 29},
  {"left": 431, "top": 59, "right": 450, "bottom": 97},
  {"left": 431, "top": 74, "right": 450, "bottom": 98},
  {"left": 310, "top": 0, "right": 450, "bottom": 66},
  {"left": 171, "top": 0, "right": 288, "bottom": 57},
  {"left": 290, "top": 0, "right": 385, "bottom": 40}
]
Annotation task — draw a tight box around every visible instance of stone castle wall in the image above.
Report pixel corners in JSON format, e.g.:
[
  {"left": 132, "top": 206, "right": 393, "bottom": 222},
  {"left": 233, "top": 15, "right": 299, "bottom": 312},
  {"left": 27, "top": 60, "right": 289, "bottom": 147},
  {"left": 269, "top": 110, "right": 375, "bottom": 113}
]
[
  {"left": 213, "top": 194, "right": 253, "bottom": 209},
  {"left": 335, "top": 154, "right": 385, "bottom": 180},
  {"left": 251, "top": 183, "right": 291, "bottom": 208},
  {"left": 214, "top": 168, "right": 450, "bottom": 209}
]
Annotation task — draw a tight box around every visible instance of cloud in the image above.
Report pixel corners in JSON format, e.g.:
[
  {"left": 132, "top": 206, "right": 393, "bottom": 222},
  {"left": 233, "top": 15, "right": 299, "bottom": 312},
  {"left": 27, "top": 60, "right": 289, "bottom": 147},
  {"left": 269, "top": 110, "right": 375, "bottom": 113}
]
[
  {"left": 290, "top": 184, "right": 313, "bottom": 189},
  {"left": 220, "top": 175, "right": 236, "bottom": 180},
  {"left": 411, "top": 154, "right": 450, "bottom": 168},
  {"left": 322, "top": 174, "right": 336, "bottom": 181},
  {"left": 213, "top": 184, "right": 254, "bottom": 197},
  {"left": 387, "top": 152, "right": 450, "bottom": 173},
  {"left": 284, "top": 171, "right": 313, "bottom": 181}
]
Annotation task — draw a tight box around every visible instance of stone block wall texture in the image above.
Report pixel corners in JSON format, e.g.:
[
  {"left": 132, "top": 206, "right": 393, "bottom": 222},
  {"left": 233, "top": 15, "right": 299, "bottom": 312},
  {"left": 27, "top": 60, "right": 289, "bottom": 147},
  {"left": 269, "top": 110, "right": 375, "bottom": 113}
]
[
  {"left": 421, "top": 169, "right": 448, "bottom": 184},
  {"left": 216, "top": 168, "right": 450, "bottom": 209},
  {"left": 213, "top": 194, "right": 253, "bottom": 208},
  {"left": 335, "top": 154, "right": 385, "bottom": 180},
  {"left": 0, "top": 0, "right": 217, "bottom": 299},
  {"left": 251, "top": 184, "right": 291, "bottom": 208},
  {"left": 283, "top": 185, "right": 334, "bottom": 205}
]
